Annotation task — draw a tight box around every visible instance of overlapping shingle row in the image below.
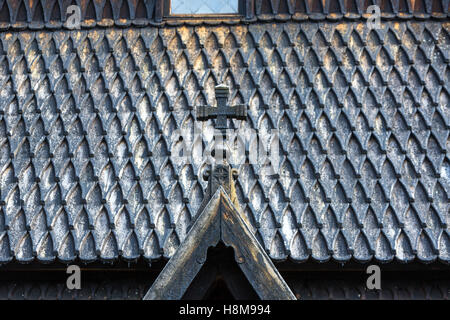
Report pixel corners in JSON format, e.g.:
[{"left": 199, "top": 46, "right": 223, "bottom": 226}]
[
  {"left": 0, "top": 0, "right": 448, "bottom": 28},
  {"left": 0, "top": 20, "right": 447, "bottom": 265},
  {"left": 0, "top": 272, "right": 448, "bottom": 299}
]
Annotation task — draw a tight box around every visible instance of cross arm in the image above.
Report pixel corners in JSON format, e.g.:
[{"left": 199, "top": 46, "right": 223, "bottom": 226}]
[
  {"left": 196, "top": 104, "right": 247, "bottom": 121},
  {"left": 230, "top": 104, "right": 247, "bottom": 120},
  {"left": 196, "top": 105, "right": 212, "bottom": 121}
]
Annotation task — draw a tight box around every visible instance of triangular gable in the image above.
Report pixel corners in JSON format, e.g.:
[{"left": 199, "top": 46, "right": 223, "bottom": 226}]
[{"left": 143, "top": 188, "right": 296, "bottom": 300}]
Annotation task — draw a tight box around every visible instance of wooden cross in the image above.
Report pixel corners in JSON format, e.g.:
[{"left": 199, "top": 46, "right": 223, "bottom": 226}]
[{"left": 196, "top": 84, "right": 247, "bottom": 134}]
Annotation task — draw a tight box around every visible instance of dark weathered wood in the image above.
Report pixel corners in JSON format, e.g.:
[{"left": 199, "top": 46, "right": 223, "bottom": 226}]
[
  {"left": 143, "top": 190, "right": 221, "bottom": 300},
  {"left": 245, "top": 0, "right": 255, "bottom": 19},
  {"left": 143, "top": 188, "right": 296, "bottom": 300},
  {"left": 220, "top": 192, "right": 296, "bottom": 300},
  {"left": 182, "top": 244, "right": 259, "bottom": 299},
  {"left": 197, "top": 84, "right": 246, "bottom": 133},
  {"left": 181, "top": 257, "right": 219, "bottom": 299},
  {"left": 155, "top": 0, "right": 165, "bottom": 21},
  {"left": 218, "top": 250, "right": 260, "bottom": 299},
  {"left": 195, "top": 164, "right": 239, "bottom": 223}
]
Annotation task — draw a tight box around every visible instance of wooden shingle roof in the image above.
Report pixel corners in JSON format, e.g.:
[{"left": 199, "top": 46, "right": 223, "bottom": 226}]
[{"left": 0, "top": 4, "right": 447, "bottom": 266}]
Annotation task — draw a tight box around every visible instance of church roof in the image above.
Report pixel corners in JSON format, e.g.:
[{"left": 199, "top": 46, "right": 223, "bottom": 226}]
[
  {"left": 0, "top": 0, "right": 447, "bottom": 29},
  {"left": 0, "top": 7, "right": 448, "bottom": 266}
]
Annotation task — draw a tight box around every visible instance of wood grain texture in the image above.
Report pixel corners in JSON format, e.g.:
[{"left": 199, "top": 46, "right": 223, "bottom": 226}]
[
  {"left": 144, "top": 188, "right": 296, "bottom": 300},
  {"left": 143, "top": 190, "right": 221, "bottom": 300},
  {"left": 220, "top": 191, "right": 296, "bottom": 300}
]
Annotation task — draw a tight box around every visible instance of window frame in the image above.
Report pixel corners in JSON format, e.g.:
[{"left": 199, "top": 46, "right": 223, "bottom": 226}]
[{"left": 163, "top": 0, "right": 245, "bottom": 18}]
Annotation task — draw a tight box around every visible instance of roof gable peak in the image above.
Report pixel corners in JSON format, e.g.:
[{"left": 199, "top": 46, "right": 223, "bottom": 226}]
[{"left": 144, "top": 176, "right": 296, "bottom": 300}]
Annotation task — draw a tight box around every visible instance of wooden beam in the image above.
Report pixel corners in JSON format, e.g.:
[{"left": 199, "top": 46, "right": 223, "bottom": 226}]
[
  {"left": 220, "top": 191, "right": 296, "bottom": 300},
  {"left": 143, "top": 190, "right": 221, "bottom": 300},
  {"left": 143, "top": 188, "right": 296, "bottom": 300}
]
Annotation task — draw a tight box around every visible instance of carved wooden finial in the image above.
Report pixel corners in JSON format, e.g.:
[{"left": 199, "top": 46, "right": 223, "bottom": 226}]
[
  {"left": 195, "top": 84, "right": 247, "bottom": 208},
  {"left": 197, "top": 164, "right": 239, "bottom": 218},
  {"left": 196, "top": 84, "right": 247, "bottom": 133}
]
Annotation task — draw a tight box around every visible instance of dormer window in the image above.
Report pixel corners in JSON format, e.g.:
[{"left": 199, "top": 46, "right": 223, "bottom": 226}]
[{"left": 166, "top": 0, "right": 242, "bottom": 15}]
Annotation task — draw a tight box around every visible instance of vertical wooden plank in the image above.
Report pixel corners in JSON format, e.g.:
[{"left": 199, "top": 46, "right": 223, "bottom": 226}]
[{"left": 154, "top": 0, "right": 164, "bottom": 22}]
